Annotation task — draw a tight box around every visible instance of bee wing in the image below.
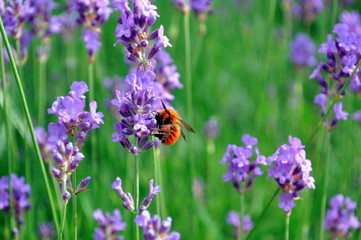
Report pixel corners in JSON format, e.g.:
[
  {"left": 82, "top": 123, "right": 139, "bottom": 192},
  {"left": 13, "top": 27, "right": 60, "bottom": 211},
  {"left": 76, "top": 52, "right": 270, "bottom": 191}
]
[
  {"left": 177, "top": 118, "right": 195, "bottom": 133},
  {"left": 180, "top": 129, "right": 187, "bottom": 141}
]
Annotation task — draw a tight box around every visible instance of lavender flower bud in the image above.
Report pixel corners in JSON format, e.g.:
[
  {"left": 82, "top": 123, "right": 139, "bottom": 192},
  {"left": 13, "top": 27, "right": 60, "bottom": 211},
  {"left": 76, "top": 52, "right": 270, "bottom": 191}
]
[
  {"left": 51, "top": 167, "right": 63, "bottom": 180},
  {"left": 56, "top": 141, "right": 66, "bottom": 155},
  {"left": 139, "top": 179, "right": 160, "bottom": 211},
  {"left": 52, "top": 151, "right": 65, "bottom": 166},
  {"left": 62, "top": 191, "right": 71, "bottom": 202},
  {"left": 76, "top": 176, "right": 92, "bottom": 194}
]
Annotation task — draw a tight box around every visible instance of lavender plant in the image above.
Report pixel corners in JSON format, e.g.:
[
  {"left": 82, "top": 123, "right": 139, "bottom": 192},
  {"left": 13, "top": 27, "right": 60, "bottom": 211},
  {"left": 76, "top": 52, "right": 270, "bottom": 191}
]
[
  {"left": 0, "top": 174, "right": 31, "bottom": 238},
  {"left": 290, "top": 33, "right": 316, "bottom": 68},
  {"left": 324, "top": 194, "right": 360, "bottom": 239},
  {"left": 227, "top": 211, "right": 253, "bottom": 238},
  {"left": 70, "top": 0, "right": 113, "bottom": 62},
  {"left": 221, "top": 134, "right": 267, "bottom": 194},
  {"left": 38, "top": 222, "right": 56, "bottom": 240},
  {"left": 47, "top": 81, "right": 103, "bottom": 238},
  {"left": 93, "top": 208, "right": 126, "bottom": 240},
  {"left": 112, "top": 0, "right": 171, "bottom": 70},
  {"left": 310, "top": 10, "right": 361, "bottom": 129},
  {"left": 112, "top": 177, "right": 160, "bottom": 213},
  {"left": 292, "top": 0, "right": 324, "bottom": 23},
  {"left": 134, "top": 210, "right": 181, "bottom": 240},
  {"left": 267, "top": 136, "right": 315, "bottom": 215}
]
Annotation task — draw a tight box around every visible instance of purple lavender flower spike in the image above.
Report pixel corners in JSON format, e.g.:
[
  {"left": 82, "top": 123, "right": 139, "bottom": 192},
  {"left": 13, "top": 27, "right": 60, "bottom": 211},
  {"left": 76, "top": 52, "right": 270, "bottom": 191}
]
[
  {"left": 311, "top": 11, "right": 361, "bottom": 129},
  {"left": 47, "top": 81, "right": 103, "bottom": 201},
  {"left": 203, "top": 116, "right": 219, "bottom": 139},
  {"left": 93, "top": 208, "right": 126, "bottom": 240},
  {"left": 71, "top": 0, "right": 113, "bottom": 62},
  {"left": 111, "top": 70, "right": 157, "bottom": 155},
  {"left": 267, "top": 136, "right": 315, "bottom": 215},
  {"left": 227, "top": 211, "right": 253, "bottom": 237},
  {"left": 324, "top": 194, "right": 360, "bottom": 239},
  {"left": 221, "top": 134, "right": 266, "bottom": 194},
  {"left": 171, "top": 0, "right": 213, "bottom": 19},
  {"left": 112, "top": 177, "right": 135, "bottom": 211},
  {"left": 290, "top": 33, "right": 316, "bottom": 68},
  {"left": 135, "top": 210, "right": 181, "bottom": 240},
  {"left": 112, "top": 0, "right": 171, "bottom": 69},
  {"left": 38, "top": 222, "right": 56, "bottom": 240},
  {"left": 139, "top": 179, "right": 160, "bottom": 212},
  {"left": 0, "top": 174, "right": 31, "bottom": 231}
]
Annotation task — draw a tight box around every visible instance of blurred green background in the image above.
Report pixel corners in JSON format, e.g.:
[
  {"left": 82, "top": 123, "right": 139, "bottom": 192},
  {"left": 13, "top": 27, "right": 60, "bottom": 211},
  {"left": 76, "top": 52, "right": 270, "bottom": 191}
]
[{"left": 1, "top": 0, "right": 361, "bottom": 239}]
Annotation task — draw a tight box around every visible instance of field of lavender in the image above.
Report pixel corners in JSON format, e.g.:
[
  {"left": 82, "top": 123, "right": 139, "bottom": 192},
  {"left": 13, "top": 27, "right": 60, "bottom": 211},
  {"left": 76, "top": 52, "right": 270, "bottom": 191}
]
[{"left": 1, "top": 0, "right": 361, "bottom": 239}]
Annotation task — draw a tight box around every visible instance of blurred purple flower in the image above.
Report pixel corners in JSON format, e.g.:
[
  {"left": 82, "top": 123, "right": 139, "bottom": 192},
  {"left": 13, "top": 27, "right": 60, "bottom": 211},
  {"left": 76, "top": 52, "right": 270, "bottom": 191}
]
[
  {"left": 35, "top": 126, "right": 55, "bottom": 163},
  {"left": 324, "top": 194, "right": 360, "bottom": 239},
  {"left": 111, "top": 70, "right": 157, "bottom": 154},
  {"left": 290, "top": 33, "right": 316, "bottom": 67},
  {"left": 71, "top": 0, "right": 113, "bottom": 61},
  {"left": 221, "top": 134, "right": 267, "bottom": 194},
  {"left": 135, "top": 210, "right": 181, "bottom": 240},
  {"left": 203, "top": 116, "right": 219, "bottom": 139},
  {"left": 292, "top": 0, "right": 324, "bottom": 23},
  {"left": 0, "top": 174, "right": 31, "bottom": 231},
  {"left": 38, "top": 222, "right": 56, "bottom": 240},
  {"left": 171, "top": 0, "right": 213, "bottom": 19},
  {"left": 93, "top": 209, "right": 126, "bottom": 240},
  {"left": 267, "top": 136, "right": 315, "bottom": 214},
  {"left": 1, "top": 0, "right": 34, "bottom": 39},
  {"left": 227, "top": 211, "right": 253, "bottom": 237}
]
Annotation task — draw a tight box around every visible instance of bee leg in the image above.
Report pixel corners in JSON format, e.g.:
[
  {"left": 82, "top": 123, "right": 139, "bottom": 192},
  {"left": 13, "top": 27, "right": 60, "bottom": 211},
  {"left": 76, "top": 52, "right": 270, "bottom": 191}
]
[{"left": 153, "top": 133, "right": 165, "bottom": 140}]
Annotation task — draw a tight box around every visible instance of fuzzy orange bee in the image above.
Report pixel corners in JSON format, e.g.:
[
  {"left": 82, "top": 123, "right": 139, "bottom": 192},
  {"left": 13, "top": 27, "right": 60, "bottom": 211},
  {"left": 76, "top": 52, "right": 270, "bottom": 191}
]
[{"left": 154, "top": 100, "right": 195, "bottom": 145}]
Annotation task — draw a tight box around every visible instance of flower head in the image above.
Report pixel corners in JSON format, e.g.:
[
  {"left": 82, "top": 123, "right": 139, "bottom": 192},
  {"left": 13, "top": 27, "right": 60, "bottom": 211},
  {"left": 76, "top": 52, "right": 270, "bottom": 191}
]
[
  {"left": 203, "top": 116, "right": 219, "bottom": 139},
  {"left": 221, "top": 134, "right": 266, "bottom": 193},
  {"left": 290, "top": 33, "right": 316, "bottom": 67},
  {"left": 267, "top": 136, "right": 315, "bottom": 214},
  {"left": 227, "top": 211, "right": 253, "bottom": 237},
  {"left": 135, "top": 210, "right": 181, "bottom": 240},
  {"left": 0, "top": 174, "right": 31, "bottom": 230},
  {"left": 111, "top": 70, "right": 157, "bottom": 154},
  {"left": 112, "top": 0, "right": 171, "bottom": 69},
  {"left": 292, "top": 0, "right": 324, "bottom": 23},
  {"left": 93, "top": 209, "right": 126, "bottom": 240},
  {"left": 37, "top": 222, "right": 56, "bottom": 240},
  {"left": 324, "top": 194, "right": 360, "bottom": 239}
]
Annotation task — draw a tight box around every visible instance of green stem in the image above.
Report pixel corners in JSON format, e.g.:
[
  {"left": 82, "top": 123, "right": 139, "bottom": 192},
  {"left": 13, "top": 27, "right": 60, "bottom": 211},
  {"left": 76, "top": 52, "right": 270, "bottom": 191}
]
[
  {"left": 38, "top": 57, "right": 46, "bottom": 127},
  {"left": 183, "top": 9, "right": 193, "bottom": 124},
  {"left": 239, "top": 193, "right": 245, "bottom": 240},
  {"left": 0, "top": 17, "right": 60, "bottom": 232},
  {"left": 58, "top": 201, "right": 68, "bottom": 240},
  {"left": 73, "top": 172, "right": 78, "bottom": 240},
  {"left": 152, "top": 144, "right": 161, "bottom": 217},
  {"left": 246, "top": 188, "right": 280, "bottom": 240},
  {"left": 88, "top": 62, "right": 94, "bottom": 101},
  {"left": 285, "top": 215, "right": 290, "bottom": 240},
  {"left": 319, "top": 132, "right": 331, "bottom": 240},
  {"left": 134, "top": 153, "right": 139, "bottom": 240}
]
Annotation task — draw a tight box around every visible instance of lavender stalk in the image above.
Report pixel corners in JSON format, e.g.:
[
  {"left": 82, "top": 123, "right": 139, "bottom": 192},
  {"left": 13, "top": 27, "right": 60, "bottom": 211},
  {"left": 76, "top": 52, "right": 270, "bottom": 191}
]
[{"left": 0, "top": 16, "right": 60, "bottom": 232}]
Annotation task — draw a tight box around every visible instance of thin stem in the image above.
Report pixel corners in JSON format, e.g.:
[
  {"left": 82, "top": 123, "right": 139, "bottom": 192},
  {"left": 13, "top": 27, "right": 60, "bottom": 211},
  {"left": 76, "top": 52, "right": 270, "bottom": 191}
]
[
  {"left": 239, "top": 193, "right": 245, "bottom": 240},
  {"left": 245, "top": 188, "right": 280, "bottom": 240},
  {"left": 88, "top": 62, "right": 94, "bottom": 101},
  {"left": 38, "top": 56, "right": 46, "bottom": 126},
  {"left": 285, "top": 215, "right": 290, "bottom": 240},
  {"left": 134, "top": 153, "right": 140, "bottom": 240},
  {"left": 152, "top": 144, "right": 161, "bottom": 217},
  {"left": 319, "top": 132, "right": 331, "bottom": 240},
  {"left": 57, "top": 201, "right": 68, "bottom": 240},
  {"left": 73, "top": 172, "right": 78, "bottom": 240},
  {"left": 0, "top": 17, "right": 60, "bottom": 232},
  {"left": 183, "top": 9, "right": 193, "bottom": 124}
]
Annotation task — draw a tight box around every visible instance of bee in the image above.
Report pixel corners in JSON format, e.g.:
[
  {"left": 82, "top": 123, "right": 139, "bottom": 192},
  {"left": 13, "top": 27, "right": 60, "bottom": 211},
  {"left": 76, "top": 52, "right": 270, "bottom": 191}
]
[{"left": 154, "top": 100, "right": 195, "bottom": 145}]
